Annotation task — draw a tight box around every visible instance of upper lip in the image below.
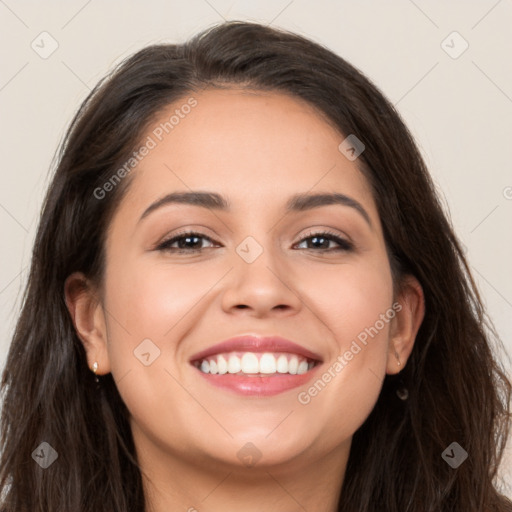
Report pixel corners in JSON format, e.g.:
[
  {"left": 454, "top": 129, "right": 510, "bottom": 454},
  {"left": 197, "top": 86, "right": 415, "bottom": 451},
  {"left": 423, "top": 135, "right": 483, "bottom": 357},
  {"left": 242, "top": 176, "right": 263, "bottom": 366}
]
[{"left": 189, "top": 335, "right": 323, "bottom": 363}]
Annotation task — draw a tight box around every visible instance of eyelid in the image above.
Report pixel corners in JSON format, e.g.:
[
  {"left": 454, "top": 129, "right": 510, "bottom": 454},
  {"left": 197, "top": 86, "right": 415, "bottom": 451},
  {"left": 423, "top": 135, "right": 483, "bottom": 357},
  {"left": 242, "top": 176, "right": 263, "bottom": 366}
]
[
  {"left": 155, "top": 227, "right": 354, "bottom": 253},
  {"left": 296, "top": 228, "right": 354, "bottom": 251},
  {"left": 154, "top": 225, "right": 218, "bottom": 247},
  {"left": 299, "top": 226, "right": 352, "bottom": 243}
]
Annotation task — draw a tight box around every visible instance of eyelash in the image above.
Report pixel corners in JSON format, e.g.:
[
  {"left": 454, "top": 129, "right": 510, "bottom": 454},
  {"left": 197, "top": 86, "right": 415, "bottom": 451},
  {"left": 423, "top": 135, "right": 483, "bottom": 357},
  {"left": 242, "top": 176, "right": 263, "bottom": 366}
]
[{"left": 156, "top": 230, "right": 354, "bottom": 254}]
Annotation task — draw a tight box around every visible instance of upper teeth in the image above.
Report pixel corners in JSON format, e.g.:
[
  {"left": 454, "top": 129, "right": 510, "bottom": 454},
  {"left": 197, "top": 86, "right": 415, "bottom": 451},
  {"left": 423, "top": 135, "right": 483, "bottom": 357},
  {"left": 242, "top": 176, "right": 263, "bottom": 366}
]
[{"left": 196, "top": 352, "right": 315, "bottom": 375}]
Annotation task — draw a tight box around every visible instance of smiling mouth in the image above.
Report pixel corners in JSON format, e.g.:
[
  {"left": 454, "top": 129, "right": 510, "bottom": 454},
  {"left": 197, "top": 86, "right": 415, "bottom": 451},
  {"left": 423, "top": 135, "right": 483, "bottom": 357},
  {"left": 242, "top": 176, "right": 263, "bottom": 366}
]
[{"left": 192, "top": 351, "right": 320, "bottom": 376}]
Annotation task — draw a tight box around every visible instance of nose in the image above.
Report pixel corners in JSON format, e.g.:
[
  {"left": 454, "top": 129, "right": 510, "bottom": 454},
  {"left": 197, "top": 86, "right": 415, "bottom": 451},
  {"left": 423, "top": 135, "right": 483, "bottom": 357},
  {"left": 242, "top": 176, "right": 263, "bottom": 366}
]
[{"left": 220, "top": 239, "right": 303, "bottom": 318}]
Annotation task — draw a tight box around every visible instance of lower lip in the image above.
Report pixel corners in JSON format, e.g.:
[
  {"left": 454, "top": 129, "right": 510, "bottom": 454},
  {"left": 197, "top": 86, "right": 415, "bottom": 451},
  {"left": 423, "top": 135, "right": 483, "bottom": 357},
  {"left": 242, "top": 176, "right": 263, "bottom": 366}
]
[{"left": 192, "top": 365, "right": 321, "bottom": 396}]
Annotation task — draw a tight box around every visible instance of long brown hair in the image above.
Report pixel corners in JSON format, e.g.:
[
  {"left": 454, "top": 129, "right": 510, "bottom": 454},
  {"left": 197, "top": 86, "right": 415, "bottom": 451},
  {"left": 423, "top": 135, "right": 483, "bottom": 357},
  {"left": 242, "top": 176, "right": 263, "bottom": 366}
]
[{"left": 1, "top": 21, "right": 511, "bottom": 511}]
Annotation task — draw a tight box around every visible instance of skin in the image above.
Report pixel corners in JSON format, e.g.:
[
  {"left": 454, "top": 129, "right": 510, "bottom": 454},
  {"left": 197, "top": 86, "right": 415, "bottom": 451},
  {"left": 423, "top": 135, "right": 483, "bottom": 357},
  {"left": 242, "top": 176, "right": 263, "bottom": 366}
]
[{"left": 65, "top": 88, "right": 425, "bottom": 512}]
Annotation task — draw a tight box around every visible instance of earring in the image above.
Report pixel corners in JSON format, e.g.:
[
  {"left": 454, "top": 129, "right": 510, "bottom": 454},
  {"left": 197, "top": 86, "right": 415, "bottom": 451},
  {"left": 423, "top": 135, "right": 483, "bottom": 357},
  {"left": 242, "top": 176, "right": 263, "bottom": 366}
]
[
  {"left": 396, "top": 383, "right": 409, "bottom": 401},
  {"left": 91, "top": 361, "right": 99, "bottom": 383},
  {"left": 394, "top": 351, "right": 408, "bottom": 400}
]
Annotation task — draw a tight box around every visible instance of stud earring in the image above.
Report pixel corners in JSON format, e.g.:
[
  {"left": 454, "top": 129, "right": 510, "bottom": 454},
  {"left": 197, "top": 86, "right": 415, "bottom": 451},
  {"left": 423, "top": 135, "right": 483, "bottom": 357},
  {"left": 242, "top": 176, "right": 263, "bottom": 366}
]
[
  {"left": 91, "top": 361, "right": 99, "bottom": 383},
  {"left": 394, "top": 351, "right": 408, "bottom": 400}
]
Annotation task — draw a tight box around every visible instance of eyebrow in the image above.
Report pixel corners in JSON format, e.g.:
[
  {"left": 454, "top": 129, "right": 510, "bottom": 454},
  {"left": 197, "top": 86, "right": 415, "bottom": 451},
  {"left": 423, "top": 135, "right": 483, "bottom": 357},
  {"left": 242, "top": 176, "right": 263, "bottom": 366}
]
[{"left": 138, "top": 191, "right": 372, "bottom": 228}]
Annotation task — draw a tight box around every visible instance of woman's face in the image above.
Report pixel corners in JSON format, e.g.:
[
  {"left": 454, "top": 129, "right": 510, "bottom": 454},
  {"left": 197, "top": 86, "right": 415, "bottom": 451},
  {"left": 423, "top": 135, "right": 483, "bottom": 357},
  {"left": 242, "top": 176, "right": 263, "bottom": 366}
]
[{"left": 74, "top": 88, "right": 422, "bottom": 476}]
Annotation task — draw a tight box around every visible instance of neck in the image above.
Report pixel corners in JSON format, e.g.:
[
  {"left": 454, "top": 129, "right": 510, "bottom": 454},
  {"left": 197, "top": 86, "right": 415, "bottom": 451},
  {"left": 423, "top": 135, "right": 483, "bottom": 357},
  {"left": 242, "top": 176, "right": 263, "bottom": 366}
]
[{"left": 135, "top": 430, "right": 351, "bottom": 512}]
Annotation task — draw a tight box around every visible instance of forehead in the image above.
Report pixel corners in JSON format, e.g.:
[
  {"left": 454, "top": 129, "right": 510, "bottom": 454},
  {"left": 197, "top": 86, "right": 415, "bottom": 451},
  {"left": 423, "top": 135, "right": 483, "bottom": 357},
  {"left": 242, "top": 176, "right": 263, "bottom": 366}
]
[{"left": 117, "top": 88, "right": 376, "bottom": 222}]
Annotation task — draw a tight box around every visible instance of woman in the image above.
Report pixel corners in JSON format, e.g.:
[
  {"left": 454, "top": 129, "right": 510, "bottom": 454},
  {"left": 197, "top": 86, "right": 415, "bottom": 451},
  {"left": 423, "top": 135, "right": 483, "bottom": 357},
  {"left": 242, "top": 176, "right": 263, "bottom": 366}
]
[{"left": 0, "top": 20, "right": 510, "bottom": 512}]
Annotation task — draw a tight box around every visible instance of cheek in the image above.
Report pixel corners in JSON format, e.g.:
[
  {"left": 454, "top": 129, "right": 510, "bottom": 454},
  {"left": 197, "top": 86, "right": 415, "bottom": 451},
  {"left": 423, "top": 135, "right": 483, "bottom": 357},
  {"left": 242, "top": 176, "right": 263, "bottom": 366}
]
[
  {"left": 302, "top": 257, "right": 394, "bottom": 349},
  {"left": 98, "top": 249, "right": 396, "bottom": 461},
  {"left": 100, "top": 260, "right": 219, "bottom": 444},
  {"left": 104, "top": 251, "right": 393, "bottom": 375},
  {"left": 105, "top": 258, "right": 218, "bottom": 340},
  {"left": 295, "top": 259, "right": 394, "bottom": 432},
  {"left": 101, "top": 256, "right": 233, "bottom": 396}
]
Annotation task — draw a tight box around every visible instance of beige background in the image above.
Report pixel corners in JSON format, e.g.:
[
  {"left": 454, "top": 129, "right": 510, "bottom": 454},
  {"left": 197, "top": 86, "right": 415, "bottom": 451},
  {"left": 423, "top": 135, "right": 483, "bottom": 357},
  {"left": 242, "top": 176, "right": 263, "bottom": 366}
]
[{"left": 0, "top": 0, "right": 511, "bottom": 498}]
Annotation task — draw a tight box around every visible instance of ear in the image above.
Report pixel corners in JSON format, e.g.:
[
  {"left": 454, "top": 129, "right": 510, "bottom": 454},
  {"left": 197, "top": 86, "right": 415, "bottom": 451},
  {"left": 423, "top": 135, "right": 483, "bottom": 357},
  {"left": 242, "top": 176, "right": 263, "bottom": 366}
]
[
  {"left": 64, "top": 272, "right": 111, "bottom": 376},
  {"left": 386, "top": 274, "right": 425, "bottom": 375}
]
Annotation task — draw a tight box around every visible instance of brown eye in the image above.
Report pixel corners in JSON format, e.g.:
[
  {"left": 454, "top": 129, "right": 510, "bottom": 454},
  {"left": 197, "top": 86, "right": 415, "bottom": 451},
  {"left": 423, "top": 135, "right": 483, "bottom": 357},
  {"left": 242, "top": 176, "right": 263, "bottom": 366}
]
[
  {"left": 156, "top": 231, "right": 218, "bottom": 253},
  {"left": 295, "top": 230, "right": 353, "bottom": 252}
]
